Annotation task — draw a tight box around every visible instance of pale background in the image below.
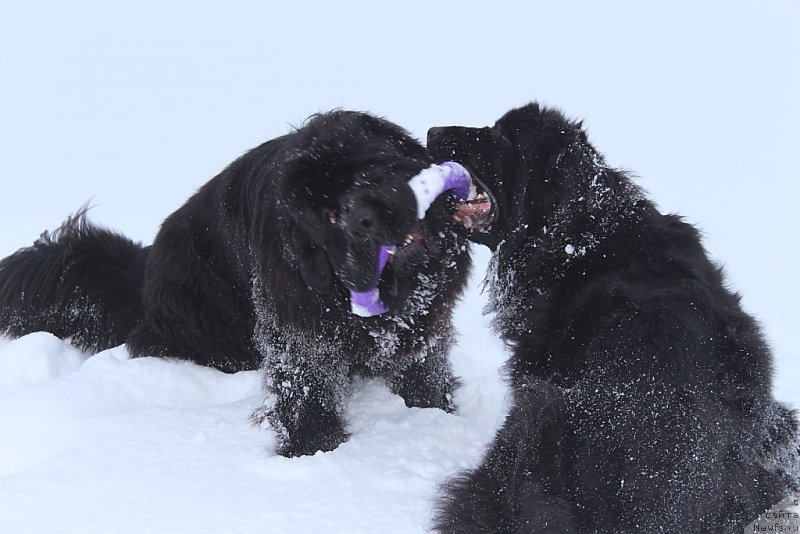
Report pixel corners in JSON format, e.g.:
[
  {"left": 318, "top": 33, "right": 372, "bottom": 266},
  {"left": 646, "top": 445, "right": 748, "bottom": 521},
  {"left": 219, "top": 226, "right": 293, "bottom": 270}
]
[{"left": 0, "top": 2, "right": 797, "bottom": 532}]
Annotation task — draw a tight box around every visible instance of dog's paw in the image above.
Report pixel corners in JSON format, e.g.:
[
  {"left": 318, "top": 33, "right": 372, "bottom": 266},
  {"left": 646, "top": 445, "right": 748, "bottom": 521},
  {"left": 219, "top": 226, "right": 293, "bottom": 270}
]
[
  {"left": 253, "top": 399, "right": 349, "bottom": 457},
  {"left": 402, "top": 390, "right": 456, "bottom": 413},
  {"left": 275, "top": 426, "right": 349, "bottom": 458}
]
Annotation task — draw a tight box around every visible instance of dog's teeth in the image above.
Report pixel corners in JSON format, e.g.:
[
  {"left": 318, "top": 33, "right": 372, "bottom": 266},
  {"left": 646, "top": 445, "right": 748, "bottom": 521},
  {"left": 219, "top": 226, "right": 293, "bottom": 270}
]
[
  {"left": 403, "top": 234, "right": 413, "bottom": 245},
  {"left": 386, "top": 248, "right": 395, "bottom": 255}
]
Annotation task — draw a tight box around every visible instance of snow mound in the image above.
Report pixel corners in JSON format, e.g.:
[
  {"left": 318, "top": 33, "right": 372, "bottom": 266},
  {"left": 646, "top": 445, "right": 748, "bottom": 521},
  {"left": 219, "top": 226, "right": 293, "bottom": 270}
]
[
  {"left": 0, "top": 247, "right": 513, "bottom": 533},
  {"left": 0, "top": 332, "right": 89, "bottom": 388}
]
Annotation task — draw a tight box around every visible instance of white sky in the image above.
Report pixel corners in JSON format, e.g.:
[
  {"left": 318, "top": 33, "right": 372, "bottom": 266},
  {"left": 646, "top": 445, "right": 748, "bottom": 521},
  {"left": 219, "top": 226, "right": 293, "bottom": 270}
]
[{"left": 0, "top": 1, "right": 798, "bottom": 343}]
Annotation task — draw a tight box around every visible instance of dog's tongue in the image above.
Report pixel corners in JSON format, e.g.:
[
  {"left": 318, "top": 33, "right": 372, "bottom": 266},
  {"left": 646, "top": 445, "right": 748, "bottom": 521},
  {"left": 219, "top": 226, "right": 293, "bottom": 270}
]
[{"left": 350, "top": 162, "right": 474, "bottom": 317}]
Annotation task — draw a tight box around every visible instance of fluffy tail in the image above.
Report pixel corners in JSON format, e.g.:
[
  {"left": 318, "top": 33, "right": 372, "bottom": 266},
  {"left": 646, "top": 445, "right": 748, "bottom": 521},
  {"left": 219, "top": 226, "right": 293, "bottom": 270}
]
[{"left": 0, "top": 208, "right": 147, "bottom": 352}]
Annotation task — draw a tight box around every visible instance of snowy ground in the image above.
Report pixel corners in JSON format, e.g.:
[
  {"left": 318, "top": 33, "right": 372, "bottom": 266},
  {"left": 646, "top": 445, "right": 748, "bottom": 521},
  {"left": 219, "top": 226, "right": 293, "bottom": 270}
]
[
  {"left": 0, "top": 247, "right": 517, "bottom": 534},
  {"left": 1, "top": 241, "right": 797, "bottom": 533}
]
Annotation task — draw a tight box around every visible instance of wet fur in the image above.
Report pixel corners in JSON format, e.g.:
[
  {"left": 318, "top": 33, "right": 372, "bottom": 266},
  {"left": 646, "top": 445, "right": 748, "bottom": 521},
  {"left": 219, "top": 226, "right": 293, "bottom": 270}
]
[
  {"left": 0, "top": 110, "right": 472, "bottom": 456},
  {"left": 429, "top": 103, "right": 798, "bottom": 532}
]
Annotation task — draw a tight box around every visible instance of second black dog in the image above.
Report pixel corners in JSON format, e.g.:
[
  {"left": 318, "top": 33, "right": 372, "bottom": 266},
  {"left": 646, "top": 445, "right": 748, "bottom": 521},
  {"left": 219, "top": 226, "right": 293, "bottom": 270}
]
[{"left": 429, "top": 103, "right": 798, "bottom": 532}]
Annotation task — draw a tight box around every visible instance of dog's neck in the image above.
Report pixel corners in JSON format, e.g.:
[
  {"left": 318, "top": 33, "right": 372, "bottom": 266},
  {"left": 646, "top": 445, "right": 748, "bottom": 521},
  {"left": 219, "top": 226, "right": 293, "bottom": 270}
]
[{"left": 485, "top": 140, "right": 651, "bottom": 347}]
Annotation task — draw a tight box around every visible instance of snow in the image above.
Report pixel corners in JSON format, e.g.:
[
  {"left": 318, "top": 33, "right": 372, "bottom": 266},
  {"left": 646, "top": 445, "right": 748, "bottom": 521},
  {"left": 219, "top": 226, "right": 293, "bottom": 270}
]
[
  {"left": 2, "top": 245, "right": 792, "bottom": 532},
  {"left": 0, "top": 2, "right": 798, "bottom": 532},
  {"left": 0, "top": 247, "right": 512, "bottom": 534}
]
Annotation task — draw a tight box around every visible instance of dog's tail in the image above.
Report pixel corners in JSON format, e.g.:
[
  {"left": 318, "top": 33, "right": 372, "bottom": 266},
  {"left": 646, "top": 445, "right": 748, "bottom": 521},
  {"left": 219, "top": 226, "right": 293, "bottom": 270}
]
[{"left": 0, "top": 207, "right": 148, "bottom": 352}]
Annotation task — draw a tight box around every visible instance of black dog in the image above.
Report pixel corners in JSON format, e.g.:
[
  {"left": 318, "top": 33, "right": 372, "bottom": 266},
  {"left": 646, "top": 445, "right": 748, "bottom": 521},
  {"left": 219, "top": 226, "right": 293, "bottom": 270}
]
[
  {"left": 0, "top": 110, "right": 472, "bottom": 456},
  {"left": 429, "top": 103, "right": 798, "bottom": 532}
]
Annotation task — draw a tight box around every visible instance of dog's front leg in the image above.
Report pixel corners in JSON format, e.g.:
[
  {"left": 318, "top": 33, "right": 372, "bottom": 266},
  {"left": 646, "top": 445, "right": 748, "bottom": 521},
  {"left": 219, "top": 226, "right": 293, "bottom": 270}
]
[
  {"left": 261, "top": 352, "right": 352, "bottom": 457},
  {"left": 388, "top": 328, "right": 458, "bottom": 413}
]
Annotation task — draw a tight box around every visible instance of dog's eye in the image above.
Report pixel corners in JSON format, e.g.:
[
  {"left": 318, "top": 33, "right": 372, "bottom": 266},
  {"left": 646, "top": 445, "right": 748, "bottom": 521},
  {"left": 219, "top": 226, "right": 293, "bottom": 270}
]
[{"left": 315, "top": 205, "right": 338, "bottom": 225}]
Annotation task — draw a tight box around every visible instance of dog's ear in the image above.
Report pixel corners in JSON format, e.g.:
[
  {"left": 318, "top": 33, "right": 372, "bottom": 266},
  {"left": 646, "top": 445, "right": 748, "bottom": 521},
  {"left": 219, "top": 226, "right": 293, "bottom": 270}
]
[
  {"left": 284, "top": 221, "right": 335, "bottom": 294},
  {"left": 297, "top": 240, "right": 335, "bottom": 294}
]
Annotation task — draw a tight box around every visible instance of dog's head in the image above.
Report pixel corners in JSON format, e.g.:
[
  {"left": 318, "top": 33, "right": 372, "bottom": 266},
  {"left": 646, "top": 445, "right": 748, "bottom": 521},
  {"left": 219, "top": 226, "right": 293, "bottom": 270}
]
[
  {"left": 276, "top": 110, "right": 467, "bottom": 310},
  {"left": 427, "top": 103, "right": 588, "bottom": 250}
]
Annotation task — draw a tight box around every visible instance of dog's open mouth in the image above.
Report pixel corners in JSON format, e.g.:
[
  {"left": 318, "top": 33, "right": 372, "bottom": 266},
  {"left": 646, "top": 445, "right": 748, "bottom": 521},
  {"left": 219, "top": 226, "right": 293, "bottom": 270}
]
[
  {"left": 402, "top": 223, "right": 425, "bottom": 246},
  {"left": 385, "top": 222, "right": 424, "bottom": 261},
  {"left": 453, "top": 173, "right": 496, "bottom": 231}
]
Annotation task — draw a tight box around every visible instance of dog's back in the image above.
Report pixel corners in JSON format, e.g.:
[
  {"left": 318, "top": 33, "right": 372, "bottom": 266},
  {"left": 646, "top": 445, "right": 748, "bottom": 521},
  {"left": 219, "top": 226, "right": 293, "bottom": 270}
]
[
  {"left": 0, "top": 208, "right": 147, "bottom": 352},
  {"left": 429, "top": 103, "right": 799, "bottom": 533}
]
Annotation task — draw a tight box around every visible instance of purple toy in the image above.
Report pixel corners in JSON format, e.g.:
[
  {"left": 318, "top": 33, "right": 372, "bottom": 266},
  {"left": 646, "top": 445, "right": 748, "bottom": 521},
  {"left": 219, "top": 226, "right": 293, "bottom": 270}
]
[{"left": 350, "top": 162, "right": 474, "bottom": 317}]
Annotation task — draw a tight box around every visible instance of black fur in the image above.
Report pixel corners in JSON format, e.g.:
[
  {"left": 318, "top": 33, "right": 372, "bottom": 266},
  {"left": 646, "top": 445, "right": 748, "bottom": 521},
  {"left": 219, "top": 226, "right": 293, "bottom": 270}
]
[
  {"left": 0, "top": 208, "right": 147, "bottom": 352},
  {"left": 0, "top": 110, "right": 472, "bottom": 456},
  {"left": 428, "top": 103, "right": 798, "bottom": 532}
]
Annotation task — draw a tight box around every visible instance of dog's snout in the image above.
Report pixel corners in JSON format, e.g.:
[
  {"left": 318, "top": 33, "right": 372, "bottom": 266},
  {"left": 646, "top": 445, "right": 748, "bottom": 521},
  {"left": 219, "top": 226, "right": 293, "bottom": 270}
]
[
  {"left": 347, "top": 205, "right": 380, "bottom": 240},
  {"left": 427, "top": 127, "right": 446, "bottom": 149}
]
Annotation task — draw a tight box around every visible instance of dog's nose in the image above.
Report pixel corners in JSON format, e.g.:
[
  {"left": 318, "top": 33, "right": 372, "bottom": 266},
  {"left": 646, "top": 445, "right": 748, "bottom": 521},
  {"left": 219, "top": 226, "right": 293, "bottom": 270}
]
[
  {"left": 427, "top": 127, "right": 446, "bottom": 149},
  {"left": 347, "top": 205, "right": 380, "bottom": 240}
]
